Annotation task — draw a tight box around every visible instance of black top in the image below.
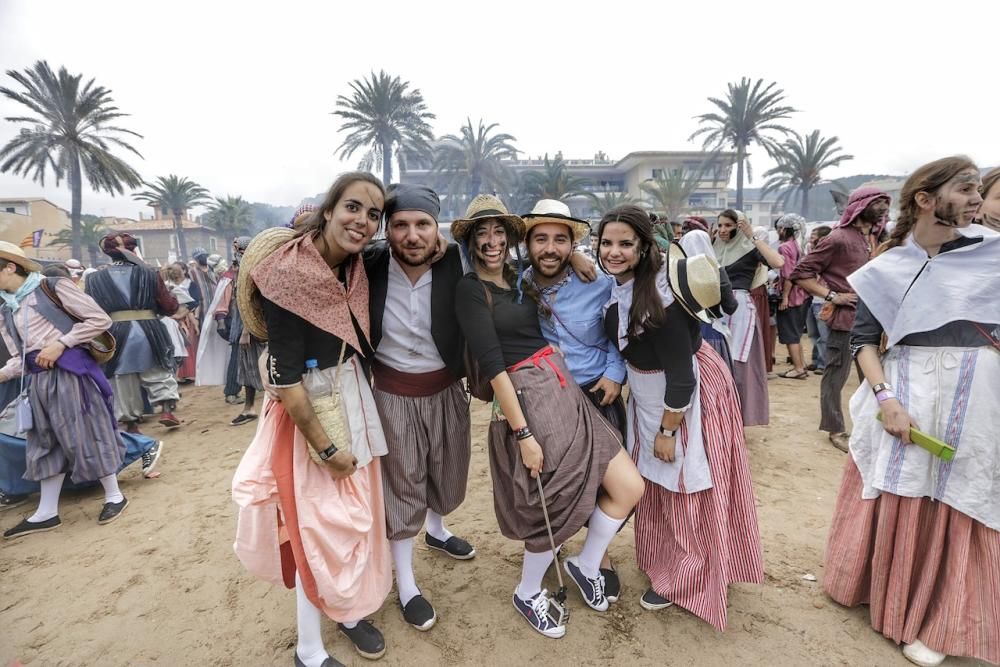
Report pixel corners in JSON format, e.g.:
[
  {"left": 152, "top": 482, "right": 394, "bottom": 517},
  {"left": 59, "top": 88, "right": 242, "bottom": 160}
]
[
  {"left": 604, "top": 299, "right": 702, "bottom": 409},
  {"left": 364, "top": 241, "right": 466, "bottom": 379},
  {"left": 262, "top": 296, "right": 369, "bottom": 386},
  {"left": 850, "top": 236, "right": 996, "bottom": 354},
  {"left": 714, "top": 267, "right": 739, "bottom": 317},
  {"left": 724, "top": 249, "right": 765, "bottom": 291},
  {"left": 454, "top": 275, "right": 549, "bottom": 380}
]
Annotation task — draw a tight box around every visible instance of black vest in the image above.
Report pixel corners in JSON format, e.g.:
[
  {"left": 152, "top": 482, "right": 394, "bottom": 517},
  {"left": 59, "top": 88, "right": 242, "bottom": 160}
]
[{"left": 364, "top": 243, "right": 466, "bottom": 379}]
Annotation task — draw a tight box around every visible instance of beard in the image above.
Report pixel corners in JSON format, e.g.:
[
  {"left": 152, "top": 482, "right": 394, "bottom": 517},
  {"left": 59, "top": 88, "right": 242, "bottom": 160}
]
[
  {"left": 530, "top": 253, "right": 571, "bottom": 278},
  {"left": 392, "top": 243, "right": 436, "bottom": 267},
  {"left": 859, "top": 206, "right": 884, "bottom": 224}
]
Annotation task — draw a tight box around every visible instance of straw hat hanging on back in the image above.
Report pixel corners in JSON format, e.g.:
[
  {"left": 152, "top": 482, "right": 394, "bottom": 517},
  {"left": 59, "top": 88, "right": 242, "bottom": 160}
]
[
  {"left": 235, "top": 227, "right": 296, "bottom": 340},
  {"left": 450, "top": 194, "right": 525, "bottom": 244}
]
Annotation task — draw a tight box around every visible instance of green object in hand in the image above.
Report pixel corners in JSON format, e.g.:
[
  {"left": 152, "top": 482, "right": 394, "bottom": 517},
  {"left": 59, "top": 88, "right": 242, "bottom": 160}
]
[{"left": 876, "top": 412, "right": 956, "bottom": 461}]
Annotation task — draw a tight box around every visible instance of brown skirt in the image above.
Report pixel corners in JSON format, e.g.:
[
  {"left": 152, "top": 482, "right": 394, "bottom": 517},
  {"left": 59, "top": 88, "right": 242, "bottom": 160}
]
[{"left": 488, "top": 348, "right": 620, "bottom": 553}]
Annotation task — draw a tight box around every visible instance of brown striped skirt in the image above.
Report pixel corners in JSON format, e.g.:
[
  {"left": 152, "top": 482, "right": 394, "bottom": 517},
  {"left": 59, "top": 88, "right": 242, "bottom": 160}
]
[
  {"left": 26, "top": 367, "right": 125, "bottom": 483},
  {"left": 488, "top": 347, "right": 620, "bottom": 553},
  {"left": 824, "top": 457, "right": 1000, "bottom": 664}
]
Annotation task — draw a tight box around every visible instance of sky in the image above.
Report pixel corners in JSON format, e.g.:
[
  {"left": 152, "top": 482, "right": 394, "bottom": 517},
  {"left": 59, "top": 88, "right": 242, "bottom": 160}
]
[{"left": 0, "top": 0, "right": 996, "bottom": 219}]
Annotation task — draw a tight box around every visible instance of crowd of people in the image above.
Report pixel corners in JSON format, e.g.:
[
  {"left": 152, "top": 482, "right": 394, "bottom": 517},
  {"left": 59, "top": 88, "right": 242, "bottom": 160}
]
[{"left": 2, "top": 158, "right": 998, "bottom": 667}]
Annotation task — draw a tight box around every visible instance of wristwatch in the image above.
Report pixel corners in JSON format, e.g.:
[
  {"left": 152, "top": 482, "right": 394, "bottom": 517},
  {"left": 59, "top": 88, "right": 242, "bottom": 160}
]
[
  {"left": 318, "top": 443, "right": 339, "bottom": 460},
  {"left": 825, "top": 290, "right": 838, "bottom": 302},
  {"left": 658, "top": 425, "right": 677, "bottom": 438}
]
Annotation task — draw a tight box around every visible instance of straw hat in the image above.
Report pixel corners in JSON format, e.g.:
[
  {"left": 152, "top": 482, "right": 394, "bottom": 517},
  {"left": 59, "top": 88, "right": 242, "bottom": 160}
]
[
  {"left": 0, "top": 240, "right": 41, "bottom": 274},
  {"left": 667, "top": 242, "right": 721, "bottom": 324},
  {"left": 450, "top": 194, "right": 525, "bottom": 244},
  {"left": 522, "top": 199, "right": 591, "bottom": 242},
  {"left": 235, "top": 227, "right": 296, "bottom": 340}
]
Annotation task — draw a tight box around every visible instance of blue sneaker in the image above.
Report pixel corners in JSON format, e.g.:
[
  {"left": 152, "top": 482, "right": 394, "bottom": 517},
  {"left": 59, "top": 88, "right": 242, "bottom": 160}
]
[
  {"left": 512, "top": 590, "right": 566, "bottom": 639},
  {"left": 564, "top": 556, "right": 608, "bottom": 611}
]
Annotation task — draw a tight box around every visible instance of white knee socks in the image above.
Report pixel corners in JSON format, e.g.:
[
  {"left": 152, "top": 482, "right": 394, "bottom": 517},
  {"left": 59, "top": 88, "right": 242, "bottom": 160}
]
[
  {"left": 29, "top": 473, "right": 65, "bottom": 522},
  {"left": 390, "top": 537, "right": 420, "bottom": 606},
  {"left": 295, "top": 573, "right": 330, "bottom": 667},
  {"left": 578, "top": 506, "right": 625, "bottom": 578},
  {"left": 99, "top": 474, "right": 124, "bottom": 505},
  {"left": 516, "top": 548, "right": 555, "bottom": 601},
  {"left": 424, "top": 509, "right": 453, "bottom": 542}
]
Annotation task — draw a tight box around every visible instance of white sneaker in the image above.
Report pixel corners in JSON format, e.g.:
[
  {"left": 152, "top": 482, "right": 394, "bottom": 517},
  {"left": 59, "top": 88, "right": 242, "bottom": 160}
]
[{"left": 902, "top": 640, "right": 947, "bottom": 667}]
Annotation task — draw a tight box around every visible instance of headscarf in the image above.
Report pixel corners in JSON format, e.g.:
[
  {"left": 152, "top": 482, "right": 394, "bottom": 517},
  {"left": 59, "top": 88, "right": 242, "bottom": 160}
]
[
  {"left": 775, "top": 213, "right": 808, "bottom": 253},
  {"left": 680, "top": 229, "right": 715, "bottom": 258},
  {"left": 681, "top": 216, "right": 710, "bottom": 235},
  {"left": 287, "top": 204, "right": 317, "bottom": 229},
  {"left": 0, "top": 271, "right": 42, "bottom": 312},
  {"left": 384, "top": 184, "right": 440, "bottom": 221},
  {"left": 232, "top": 236, "right": 252, "bottom": 265},
  {"left": 837, "top": 187, "right": 890, "bottom": 229},
  {"left": 100, "top": 233, "right": 139, "bottom": 261},
  {"left": 652, "top": 222, "right": 673, "bottom": 250},
  {"left": 712, "top": 210, "right": 756, "bottom": 267}
]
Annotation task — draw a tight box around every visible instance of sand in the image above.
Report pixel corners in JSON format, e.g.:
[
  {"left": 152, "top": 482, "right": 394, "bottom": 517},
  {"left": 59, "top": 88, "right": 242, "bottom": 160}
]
[{"left": 0, "top": 364, "right": 988, "bottom": 666}]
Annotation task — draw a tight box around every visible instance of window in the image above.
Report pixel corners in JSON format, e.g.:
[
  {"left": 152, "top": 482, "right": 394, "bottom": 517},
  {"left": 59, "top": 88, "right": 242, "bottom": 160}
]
[
  {"left": 651, "top": 168, "right": 663, "bottom": 179},
  {"left": 4, "top": 207, "right": 15, "bottom": 214},
  {"left": 133, "top": 236, "right": 145, "bottom": 255},
  {"left": 209, "top": 237, "right": 218, "bottom": 251},
  {"left": 169, "top": 234, "right": 177, "bottom": 250}
]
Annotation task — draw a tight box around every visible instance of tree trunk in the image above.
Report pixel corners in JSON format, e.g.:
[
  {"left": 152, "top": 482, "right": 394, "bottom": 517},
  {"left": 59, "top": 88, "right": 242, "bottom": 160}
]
[
  {"left": 174, "top": 212, "right": 189, "bottom": 262},
  {"left": 87, "top": 244, "right": 98, "bottom": 267},
  {"left": 69, "top": 152, "right": 83, "bottom": 260},
  {"left": 800, "top": 187, "right": 810, "bottom": 217},
  {"left": 735, "top": 146, "right": 746, "bottom": 210},
  {"left": 381, "top": 137, "right": 393, "bottom": 185}
]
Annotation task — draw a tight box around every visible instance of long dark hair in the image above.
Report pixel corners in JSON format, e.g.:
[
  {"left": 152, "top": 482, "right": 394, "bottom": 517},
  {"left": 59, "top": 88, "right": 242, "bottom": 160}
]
[
  {"left": 296, "top": 171, "right": 385, "bottom": 239},
  {"left": 598, "top": 204, "right": 664, "bottom": 337},
  {"left": 466, "top": 218, "right": 542, "bottom": 303},
  {"left": 880, "top": 156, "right": 977, "bottom": 254}
]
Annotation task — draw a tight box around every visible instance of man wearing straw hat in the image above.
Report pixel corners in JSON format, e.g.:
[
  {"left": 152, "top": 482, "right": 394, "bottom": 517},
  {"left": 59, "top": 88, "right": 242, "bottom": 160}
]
[
  {"left": 0, "top": 241, "right": 130, "bottom": 539},
  {"left": 362, "top": 183, "right": 474, "bottom": 632}
]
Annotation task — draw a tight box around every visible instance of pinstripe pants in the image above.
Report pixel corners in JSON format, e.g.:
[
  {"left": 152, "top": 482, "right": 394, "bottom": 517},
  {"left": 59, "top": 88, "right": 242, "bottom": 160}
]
[{"left": 373, "top": 382, "right": 471, "bottom": 540}]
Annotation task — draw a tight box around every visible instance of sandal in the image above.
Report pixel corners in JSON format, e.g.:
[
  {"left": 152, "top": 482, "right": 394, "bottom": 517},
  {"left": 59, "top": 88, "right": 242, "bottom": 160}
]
[
  {"left": 230, "top": 413, "right": 258, "bottom": 426},
  {"left": 778, "top": 369, "right": 809, "bottom": 380}
]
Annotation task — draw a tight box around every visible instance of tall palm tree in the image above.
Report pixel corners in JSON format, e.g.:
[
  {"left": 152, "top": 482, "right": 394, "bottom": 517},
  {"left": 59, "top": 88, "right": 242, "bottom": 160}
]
[
  {"left": 433, "top": 118, "right": 519, "bottom": 215},
  {"left": 47, "top": 213, "right": 108, "bottom": 266},
  {"left": 133, "top": 175, "right": 210, "bottom": 261},
  {"left": 590, "top": 190, "right": 638, "bottom": 216},
  {"left": 689, "top": 77, "right": 797, "bottom": 209},
  {"left": 332, "top": 70, "right": 435, "bottom": 185},
  {"left": 205, "top": 195, "right": 255, "bottom": 259},
  {"left": 0, "top": 60, "right": 143, "bottom": 259},
  {"left": 640, "top": 168, "right": 705, "bottom": 221},
  {"left": 761, "top": 130, "right": 854, "bottom": 217},
  {"left": 520, "top": 153, "right": 593, "bottom": 203}
]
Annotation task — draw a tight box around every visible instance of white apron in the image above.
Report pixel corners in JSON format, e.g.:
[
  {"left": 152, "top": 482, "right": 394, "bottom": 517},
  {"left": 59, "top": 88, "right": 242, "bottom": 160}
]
[{"left": 722, "top": 289, "right": 757, "bottom": 363}]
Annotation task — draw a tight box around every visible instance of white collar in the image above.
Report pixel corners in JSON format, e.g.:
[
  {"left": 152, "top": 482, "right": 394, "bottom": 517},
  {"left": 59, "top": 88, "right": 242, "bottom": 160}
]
[{"left": 604, "top": 262, "right": 674, "bottom": 351}]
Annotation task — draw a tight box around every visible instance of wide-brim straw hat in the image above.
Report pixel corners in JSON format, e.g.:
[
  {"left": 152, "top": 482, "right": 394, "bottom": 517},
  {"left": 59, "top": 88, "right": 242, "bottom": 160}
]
[
  {"left": 450, "top": 194, "right": 525, "bottom": 244},
  {"left": 522, "top": 199, "right": 591, "bottom": 242},
  {"left": 0, "top": 240, "right": 41, "bottom": 274},
  {"left": 667, "top": 242, "right": 721, "bottom": 324},
  {"left": 236, "top": 227, "right": 296, "bottom": 340}
]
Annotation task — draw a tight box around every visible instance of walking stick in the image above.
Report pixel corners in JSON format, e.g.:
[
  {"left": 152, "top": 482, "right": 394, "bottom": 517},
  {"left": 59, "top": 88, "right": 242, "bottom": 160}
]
[{"left": 536, "top": 475, "right": 569, "bottom": 627}]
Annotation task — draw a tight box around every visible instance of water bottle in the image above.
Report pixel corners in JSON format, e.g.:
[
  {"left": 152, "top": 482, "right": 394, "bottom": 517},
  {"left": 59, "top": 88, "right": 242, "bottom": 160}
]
[
  {"left": 303, "top": 358, "right": 333, "bottom": 399},
  {"left": 302, "top": 358, "right": 351, "bottom": 458}
]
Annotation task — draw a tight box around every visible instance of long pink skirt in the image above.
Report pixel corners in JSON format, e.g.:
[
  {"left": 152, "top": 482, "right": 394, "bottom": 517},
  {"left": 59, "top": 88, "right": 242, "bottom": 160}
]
[
  {"left": 633, "top": 343, "right": 764, "bottom": 631},
  {"left": 824, "top": 458, "right": 1000, "bottom": 664}
]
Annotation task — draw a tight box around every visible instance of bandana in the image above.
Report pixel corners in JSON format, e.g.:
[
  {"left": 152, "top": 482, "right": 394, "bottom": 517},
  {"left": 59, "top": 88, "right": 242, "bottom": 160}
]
[
  {"left": 837, "top": 187, "right": 890, "bottom": 229},
  {"left": 384, "top": 184, "right": 440, "bottom": 221},
  {"left": 0, "top": 271, "right": 42, "bottom": 312}
]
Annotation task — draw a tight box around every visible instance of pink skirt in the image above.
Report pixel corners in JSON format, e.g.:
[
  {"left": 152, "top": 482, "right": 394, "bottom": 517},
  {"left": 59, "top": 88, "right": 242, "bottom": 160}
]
[
  {"left": 824, "top": 458, "right": 1000, "bottom": 664},
  {"left": 633, "top": 343, "right": 764, "bottom": 631}
]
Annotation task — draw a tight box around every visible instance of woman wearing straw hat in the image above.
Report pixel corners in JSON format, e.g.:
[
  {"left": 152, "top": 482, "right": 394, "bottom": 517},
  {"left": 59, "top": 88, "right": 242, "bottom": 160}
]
[
  {"left": 598, "top": 205, "right": 763, "bottom": 631},
  {"left": 0, "top": 241, "right": 129, "bottom": 539},
  {"left": 453, "top": 194, "right": 644, "bottom": 639},
  {"left": 232, "top": 172, "right": 392, "bottom": 667},
  {"left": 713, "top": 209, "right": 784, "bottom": 426}
]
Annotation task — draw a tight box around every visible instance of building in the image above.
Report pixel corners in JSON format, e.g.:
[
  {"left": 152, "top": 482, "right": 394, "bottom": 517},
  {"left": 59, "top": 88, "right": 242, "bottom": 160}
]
[
  {"left": 0, "top": 197, "right": 73, "bottom": 262},
  {"left": 402, "top": 150, "right": 737, "bottom": 222},
  {"left": 105, "top": 208, "right": 223, "bottom": 265},
  {"left": 742, "top": 199, "right": 781, "bottom": 229}
]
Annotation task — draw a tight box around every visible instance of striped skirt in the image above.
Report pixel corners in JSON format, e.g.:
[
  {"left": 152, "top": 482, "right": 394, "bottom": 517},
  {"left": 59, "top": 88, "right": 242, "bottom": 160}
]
[
  {"left": 824, "top": 458, "right": 1000, "bottom": 664},
  {"left": 632, "top": 343, "right": 764, "bottom": 631},
  {"left": 374, "top": 382, "right": 471, "bottom": 540},
  {"left": 732, "top": 321, "right": 770, "bottom": 427},
  {"left": 26, "top": 367, "right": 125, "bottom": 483},
  {"left": 236, "top": 339, "right": 266, "bottom": 391}
]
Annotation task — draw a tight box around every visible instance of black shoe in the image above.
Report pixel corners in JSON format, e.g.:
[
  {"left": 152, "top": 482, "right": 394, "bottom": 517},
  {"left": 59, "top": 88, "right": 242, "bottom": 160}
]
[
  {"left": 337, "top": 621, "right": 385, "bottom": 660},
  {"left": 293, "top": 653, "right": 345, "bottom": 667},
  {"left": 3, "top": 515, "right": 61, "bottom": 539},
  {"left": 141, "top": 441, "right": 164, "bottom": 477},
  {"left": 424, "top": 533, "right": 476, "bottom": 560},
  {"left": 639, "top": 587, "right": 674, "bottom": 611},
  {"left": 564, "top": 556, "right": 608, "bottom": 611},
  {"left": 98, "top": 497, "right": 129, "bottom": 525},
  {"left": 601, "top": 567, "right": 620, "bottom": 603},
  {"left": 401, "top": 594, "right": 437, "bottom": 631},
  {"left": 0, "top": 491, "right": 30, "bottom": 511}
]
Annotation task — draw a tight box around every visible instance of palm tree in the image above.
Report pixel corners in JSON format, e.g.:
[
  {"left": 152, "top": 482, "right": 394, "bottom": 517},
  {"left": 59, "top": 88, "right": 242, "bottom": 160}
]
[
  {"left": 433, "top": 118, "right": 519, "bottom": 215},
  {"left": 0, "top": 60, "right": 143, "bottom": 259},
  {"left": 689, "top": 77, "right": 797, "bottom": 209},
  {"left": 760, "top": 130, "right": 854, "bottom": 217},
  {"left": 332, "top": 70, "right": 435, "bottom": 185},
  {"left": 133, "top": 175, "right": 210, "bottom": 261},
  {"left": 590, "top": 190, "right": 638, "bottom": 216},
  {"left": 520, "top": 153, "right": 593, "bottom": 203},
  {"left": 640, "top": 168, "right": 706, "bottom": 221},
  {"left": 204, "top": 195, "right": 255, "bottom": 259},
  {"left": 47, "top": 213, "right": 108, "bottom": 266}
]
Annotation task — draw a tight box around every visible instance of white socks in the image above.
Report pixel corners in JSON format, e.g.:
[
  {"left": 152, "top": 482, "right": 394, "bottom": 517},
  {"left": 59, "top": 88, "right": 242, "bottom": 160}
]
[
  {"left": 99, "top": 474, "right": 124, "bottom": 505},
  {"left": 390, "top": 537, "right": 420, "bottom": 606},
  {"left": 516, "top": 548, "right": 555, "bottom": 601},
  {"left": 29, "top": 473, "right": 65, "bottom": 522},
  {"left": 424, "top": 509, "right": 453, "bottom": 542},
  {"left": 294, "top": 573, "right": 330, "bottom": 667},
  {"left": 578, "top": 506, "right": 625, "bottom": 578}
]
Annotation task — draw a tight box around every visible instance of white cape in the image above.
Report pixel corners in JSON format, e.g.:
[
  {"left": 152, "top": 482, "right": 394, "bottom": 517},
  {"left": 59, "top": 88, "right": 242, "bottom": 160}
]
[{"left": 196, "top": 277, "right": 232, "bottom": 386}]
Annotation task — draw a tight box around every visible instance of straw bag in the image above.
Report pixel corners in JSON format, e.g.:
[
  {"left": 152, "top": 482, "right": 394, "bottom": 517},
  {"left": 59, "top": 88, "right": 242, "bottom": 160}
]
[
  {"left": 308, "top": 340, "right": 352, "bottom": 459},
  {"left": 39, "top": 278, "right": 116, "bottom": 364}
]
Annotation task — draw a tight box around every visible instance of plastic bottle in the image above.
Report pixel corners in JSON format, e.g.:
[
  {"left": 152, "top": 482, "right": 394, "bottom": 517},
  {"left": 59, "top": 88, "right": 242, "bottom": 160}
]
[{"left": 303, "top": 358, "right": 333, "bottom": 399}]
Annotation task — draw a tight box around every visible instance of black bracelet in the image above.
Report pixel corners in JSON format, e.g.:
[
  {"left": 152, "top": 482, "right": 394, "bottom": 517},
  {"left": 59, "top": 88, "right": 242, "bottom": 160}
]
[
  {"left": 871, "top": 382, "right": 892, "bottom": 395},
  {"left": 318, "top": 443, "right": 339, "bottom": 460},
  {"left": 514, "top": 426, "right": 533, "bottom": 441}
]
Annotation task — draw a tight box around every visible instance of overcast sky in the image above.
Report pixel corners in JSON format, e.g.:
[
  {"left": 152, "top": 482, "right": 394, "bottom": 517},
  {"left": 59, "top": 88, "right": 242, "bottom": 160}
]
[{"left": 0, "top": 0, "right": 996, "bottom": 219}]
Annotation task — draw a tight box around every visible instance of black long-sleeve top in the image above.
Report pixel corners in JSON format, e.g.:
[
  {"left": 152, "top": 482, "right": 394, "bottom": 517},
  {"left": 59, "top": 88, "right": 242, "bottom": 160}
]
[
  {"left": 713, "top": 267, "right": 739, "bottom": 317},
  {"left": 603, "top": 299, "right": 702, "bottom": 410},
  {"left": 454, "top": 275, "right": 549, "bottom": 380},
  {"left": 724, "top": 249, "right": 765, "bottom": 291}
]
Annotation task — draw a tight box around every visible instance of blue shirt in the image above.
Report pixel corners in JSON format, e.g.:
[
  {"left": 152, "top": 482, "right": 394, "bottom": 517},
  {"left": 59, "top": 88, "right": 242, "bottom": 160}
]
[{"left": 534, "top": 270, "right": 626, "bottom": 386}]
